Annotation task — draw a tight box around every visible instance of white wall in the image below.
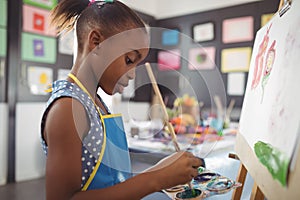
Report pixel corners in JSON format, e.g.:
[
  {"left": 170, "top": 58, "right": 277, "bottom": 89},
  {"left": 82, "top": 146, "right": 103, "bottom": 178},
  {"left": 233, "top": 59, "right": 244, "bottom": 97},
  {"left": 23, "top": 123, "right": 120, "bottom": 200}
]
[
  {"left": 0, "top": 103, "right": 8, "bottom": 185},
  {"left": 111, "top": 94, "right": 150, "bottom": 122},
  {"left": 15, "top": 103, "right": 46, "bottom": 182},
  {"left": 112, "top": 101, "right": 150, "bottom": 122},
  {"left": 122, "top": 0, "right": 261, "bottom": 19},
  {"left": 120, "top": 0, "right": 157, "bottom": 17},
  {"left": 155, "top": 0, "right": 262, "bottom": 19}
]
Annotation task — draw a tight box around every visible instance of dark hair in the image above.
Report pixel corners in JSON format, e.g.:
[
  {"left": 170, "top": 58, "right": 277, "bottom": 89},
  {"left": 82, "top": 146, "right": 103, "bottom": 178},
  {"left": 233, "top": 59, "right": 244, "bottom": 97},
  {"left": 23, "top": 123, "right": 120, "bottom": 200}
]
[{"left": 51, "top": 0, "right": 146, "bottom": 52}]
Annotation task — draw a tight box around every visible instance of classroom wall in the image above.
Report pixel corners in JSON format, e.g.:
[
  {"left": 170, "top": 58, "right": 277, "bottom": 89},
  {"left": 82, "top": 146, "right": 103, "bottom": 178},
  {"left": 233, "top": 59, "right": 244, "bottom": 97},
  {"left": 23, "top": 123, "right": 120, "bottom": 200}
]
[{"left": 154, "top": 0, "right": 279, "bottom": 109}]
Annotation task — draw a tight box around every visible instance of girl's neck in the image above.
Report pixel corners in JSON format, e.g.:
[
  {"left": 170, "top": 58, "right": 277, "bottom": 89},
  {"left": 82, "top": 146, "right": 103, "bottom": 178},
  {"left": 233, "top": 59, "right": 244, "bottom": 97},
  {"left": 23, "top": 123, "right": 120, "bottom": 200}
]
[
  {"left": 69, "top": 57, "right": 109, "bottom": 115},
  {"left": 69, "top": 58, "right": 98, "bottom": 102}
]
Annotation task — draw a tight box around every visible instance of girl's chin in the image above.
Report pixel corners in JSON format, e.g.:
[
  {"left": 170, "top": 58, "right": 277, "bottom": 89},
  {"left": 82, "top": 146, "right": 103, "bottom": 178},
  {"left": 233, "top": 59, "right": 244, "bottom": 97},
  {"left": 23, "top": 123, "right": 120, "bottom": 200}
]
[{"left": 113, "top": 84, "right": 124, "bottom": 94}]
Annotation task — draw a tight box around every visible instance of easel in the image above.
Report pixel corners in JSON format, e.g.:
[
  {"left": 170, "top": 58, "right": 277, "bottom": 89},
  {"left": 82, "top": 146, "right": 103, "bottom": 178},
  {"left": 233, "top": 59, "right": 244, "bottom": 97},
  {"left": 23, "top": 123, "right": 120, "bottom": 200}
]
[
  {"left": 231, "top": 134, "right": 300, "bottom": 200},
  {"left": 230, "top": 0, "right": 300, "bottom": 199}
]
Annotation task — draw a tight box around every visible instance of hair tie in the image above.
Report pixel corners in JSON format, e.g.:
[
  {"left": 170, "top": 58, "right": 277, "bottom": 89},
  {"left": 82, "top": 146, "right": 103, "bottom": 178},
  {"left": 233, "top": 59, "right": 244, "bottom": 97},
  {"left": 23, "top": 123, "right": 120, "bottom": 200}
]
[
  {"left": 88, "top": 0, "right": 113, "bottom": 6},
  {"left": 88, "top": 0, "right": 96, "bottom": 6}
]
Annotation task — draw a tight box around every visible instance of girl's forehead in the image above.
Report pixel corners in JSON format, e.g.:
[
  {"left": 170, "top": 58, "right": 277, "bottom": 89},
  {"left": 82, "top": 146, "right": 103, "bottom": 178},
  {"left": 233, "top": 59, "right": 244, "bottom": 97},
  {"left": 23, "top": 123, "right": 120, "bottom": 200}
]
[{"left": 103, "top": 29, "right": 149, "bottom": 50}]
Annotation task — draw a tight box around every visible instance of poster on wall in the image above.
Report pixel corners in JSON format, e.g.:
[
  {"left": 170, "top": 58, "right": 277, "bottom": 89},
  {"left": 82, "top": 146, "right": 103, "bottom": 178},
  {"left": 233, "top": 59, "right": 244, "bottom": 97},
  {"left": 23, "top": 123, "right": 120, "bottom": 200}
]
[
  {"left": 23, "top": 0, "right": 57, "bottom": 10},
  {"left": 27, "top": 66, "right": 53, "bottom": 95},
  {"left": 227, "top": 72, "right": 245, "bottom": 96},
  {"left": 0, "top": 28, "right": 6, "bottom": 57},
  {"left": 192, "top": 22, "right": 214, "bottom": 42},
  {"left": 158, "top": 49, "right": 181, "bottom": 71},
  {"left": 59, "top": 30, "right": 74, "bottom": 55},
  {"left": 222, "top": 16, "right": 254, "bottom": 43},
  {"left": 221, "top": 47, "right": 252, "bottom": 73},
  {"left": 261, "top": 13, "right": 275, "bottom": 27},
  {"left": 239, "top": 1, "right": 300, "bottom": 186},
  {"left": 161, "top": 29, "right": 180, "bottom": 46},
  {"left": 188, "top": 46, "right": 216, "bottom": 70},
  {"left": 0, "top": 0, "right": 7, "bottom": 27},
  {"left": 23, "top": 5, "right": 56, "bottom": 37},
  {"left": 57, "top": 68, "right": 70, "bottom": 80},
  {"left": 21, "top": 32, "right": 57, "bottom": 64}
]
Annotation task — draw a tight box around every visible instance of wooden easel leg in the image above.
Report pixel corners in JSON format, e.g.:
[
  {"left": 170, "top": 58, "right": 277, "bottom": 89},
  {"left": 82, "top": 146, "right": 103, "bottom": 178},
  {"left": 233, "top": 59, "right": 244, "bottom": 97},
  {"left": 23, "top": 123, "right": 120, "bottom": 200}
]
[
  {"left": 232, "top": 163, "right": 247, "bottom": 200},
  {"left": 250, "top": 182, "right": 264, "bottom": 200}
]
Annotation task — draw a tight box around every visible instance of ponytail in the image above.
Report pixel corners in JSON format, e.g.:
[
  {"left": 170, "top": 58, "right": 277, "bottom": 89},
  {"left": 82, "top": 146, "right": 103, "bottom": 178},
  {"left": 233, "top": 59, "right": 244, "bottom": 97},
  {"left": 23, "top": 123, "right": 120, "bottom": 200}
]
[
  {"left": 51, "top": 0, "right": 146, "bottom": 51},
  {"left": 50, "top": 0, "right": 89, "bottom": 34}
]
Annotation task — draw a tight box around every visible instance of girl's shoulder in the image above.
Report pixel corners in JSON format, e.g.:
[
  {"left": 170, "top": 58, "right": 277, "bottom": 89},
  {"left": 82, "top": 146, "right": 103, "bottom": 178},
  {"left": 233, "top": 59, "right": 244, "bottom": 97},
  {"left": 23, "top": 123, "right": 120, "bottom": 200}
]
[{"left": 47, "top": 80, "right": 94, "bottom": 112}]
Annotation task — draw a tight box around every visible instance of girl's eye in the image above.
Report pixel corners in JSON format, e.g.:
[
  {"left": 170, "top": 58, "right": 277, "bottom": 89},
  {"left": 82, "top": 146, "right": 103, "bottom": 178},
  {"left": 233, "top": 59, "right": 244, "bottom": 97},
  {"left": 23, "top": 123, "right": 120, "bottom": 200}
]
[{"left": 125, "top": 56, "right": 134, "bottom": 65}]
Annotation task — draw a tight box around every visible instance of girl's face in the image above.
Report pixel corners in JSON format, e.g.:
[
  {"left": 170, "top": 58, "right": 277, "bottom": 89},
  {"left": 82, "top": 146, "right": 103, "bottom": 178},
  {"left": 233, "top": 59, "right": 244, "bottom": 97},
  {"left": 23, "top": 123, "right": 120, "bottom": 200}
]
[
  {"left": 89, "top": 28, "right": 150, "bottom": 95},
  {"left": 100, "top": 47, "right": 149, "bottom": 95}
]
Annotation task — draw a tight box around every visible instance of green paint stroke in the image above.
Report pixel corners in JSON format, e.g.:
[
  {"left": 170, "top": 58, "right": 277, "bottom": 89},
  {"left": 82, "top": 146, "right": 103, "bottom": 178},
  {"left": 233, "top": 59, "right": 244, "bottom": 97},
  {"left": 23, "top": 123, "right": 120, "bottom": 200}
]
[{"left": 254, "top": 141, "right": 289, "bottom": 186}]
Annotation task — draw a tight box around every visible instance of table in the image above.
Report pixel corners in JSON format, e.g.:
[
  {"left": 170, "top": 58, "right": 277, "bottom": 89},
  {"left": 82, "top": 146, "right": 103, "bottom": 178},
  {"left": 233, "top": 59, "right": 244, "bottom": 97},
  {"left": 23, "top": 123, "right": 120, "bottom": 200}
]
[{"left": 126, "top": 121, "right": 256, "bottom": 199}]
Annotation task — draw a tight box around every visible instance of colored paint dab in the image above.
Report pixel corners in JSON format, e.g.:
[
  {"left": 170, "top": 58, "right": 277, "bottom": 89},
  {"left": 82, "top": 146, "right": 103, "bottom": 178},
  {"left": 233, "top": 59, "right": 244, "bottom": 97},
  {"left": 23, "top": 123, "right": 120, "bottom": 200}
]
[{"left": 175, "top": 188, "right": 203, "bottom": 199}]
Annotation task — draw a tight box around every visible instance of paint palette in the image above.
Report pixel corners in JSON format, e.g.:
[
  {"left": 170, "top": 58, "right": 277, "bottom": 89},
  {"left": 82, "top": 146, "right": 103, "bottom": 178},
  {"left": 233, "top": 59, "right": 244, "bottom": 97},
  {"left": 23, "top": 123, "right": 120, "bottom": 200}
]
[
  {"left": 175, "top": 188, "right": 204, "bottom": 200},
  {"left": 165, "top": 167, "right": 241, "bottom": 199},
  {"left": 191, "top": 167, "right": 241, "bottom": 197},
  {"left": 193, "top": 172, "right": 220, "bottom": 183},
  {"left": 206, "top": 177, "right": 235, "bottom": 194},
  {"left": 165, "top": 185, "right": 185, "bottom": 193}
]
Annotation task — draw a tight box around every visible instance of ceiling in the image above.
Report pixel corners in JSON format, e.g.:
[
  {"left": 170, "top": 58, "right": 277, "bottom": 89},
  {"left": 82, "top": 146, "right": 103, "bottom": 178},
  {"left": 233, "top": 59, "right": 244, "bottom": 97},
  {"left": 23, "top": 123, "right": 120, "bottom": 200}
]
[{"left": 121, "top": 0, "right": 262, "bottom": 19}]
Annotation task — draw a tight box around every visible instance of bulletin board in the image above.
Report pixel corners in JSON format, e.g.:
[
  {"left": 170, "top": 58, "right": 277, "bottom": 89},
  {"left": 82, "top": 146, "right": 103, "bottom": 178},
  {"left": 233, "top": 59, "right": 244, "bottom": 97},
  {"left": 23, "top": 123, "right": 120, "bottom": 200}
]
[{"left": 155, "top": 0, "right": 280, "bottom": 108}]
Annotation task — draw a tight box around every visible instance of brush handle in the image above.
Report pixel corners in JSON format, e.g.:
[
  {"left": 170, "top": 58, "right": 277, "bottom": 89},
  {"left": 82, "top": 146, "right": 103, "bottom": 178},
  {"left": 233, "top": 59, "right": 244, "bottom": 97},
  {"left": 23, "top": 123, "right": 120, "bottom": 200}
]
[
  {"left": 145, "top": 62, "right": 194, "bottom": 190},
  {"left": 145, "top": 62, "right": 180, "bottom": 152},
  {"left": 226, "top": 99, "right": 235, "bottom": 121}
]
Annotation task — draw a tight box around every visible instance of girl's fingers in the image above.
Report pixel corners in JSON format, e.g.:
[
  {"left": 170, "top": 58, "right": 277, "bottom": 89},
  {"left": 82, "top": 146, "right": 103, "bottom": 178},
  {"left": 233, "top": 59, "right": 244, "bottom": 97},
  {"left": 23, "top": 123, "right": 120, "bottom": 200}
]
[
  {"left": 189, "top": 156, "right": 202, "bottom": 168},
  {"left": 191, "top": 167, "right": 198, "bottom": 177}
]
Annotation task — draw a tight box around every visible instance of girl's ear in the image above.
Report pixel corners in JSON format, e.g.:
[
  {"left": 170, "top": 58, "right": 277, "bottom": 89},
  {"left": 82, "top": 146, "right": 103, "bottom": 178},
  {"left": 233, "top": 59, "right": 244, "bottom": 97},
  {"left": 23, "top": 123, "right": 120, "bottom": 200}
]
[{"left": 88, "top": 30, "right": 103, "bottom": 50}]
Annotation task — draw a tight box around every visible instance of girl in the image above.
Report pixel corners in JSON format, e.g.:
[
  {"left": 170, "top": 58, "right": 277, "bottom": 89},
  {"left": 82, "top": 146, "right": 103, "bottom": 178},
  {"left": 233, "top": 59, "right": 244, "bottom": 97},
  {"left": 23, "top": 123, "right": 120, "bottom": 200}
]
[{"left": 41, "top": 0, "right": 203, "bottom": 199}]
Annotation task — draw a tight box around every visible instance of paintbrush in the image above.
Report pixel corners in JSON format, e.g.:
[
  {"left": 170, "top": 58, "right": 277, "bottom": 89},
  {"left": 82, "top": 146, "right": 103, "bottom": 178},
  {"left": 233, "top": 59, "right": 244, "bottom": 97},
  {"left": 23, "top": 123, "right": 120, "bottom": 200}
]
[
  {"left": 145, "top": 62, "right": 194, "bottom": 193},
  {"left": 145, "top": 62, "right": 180, "bottom": 151},
  {"left": 213, "top": 95, "right": 224, "bottom": 119},
  {"left": 225, "top": 99, "right": 235, "bottom": 123}
]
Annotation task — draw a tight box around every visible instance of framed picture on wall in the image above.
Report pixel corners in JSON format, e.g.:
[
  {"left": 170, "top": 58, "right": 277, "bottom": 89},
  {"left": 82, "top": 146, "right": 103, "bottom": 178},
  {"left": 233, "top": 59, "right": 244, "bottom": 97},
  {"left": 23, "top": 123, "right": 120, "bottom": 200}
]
[
  {"left": 261, "top": 13, "right": 275, "bottom": 27},
  {"left": 192, "top": 22, "right": 214, "bottom": 42},
  {"left": 158, "top": 49, "right": 181, "bottom": 71},
  {"left": 57, "top": 69, "right": 70, "bottom": 80},
  {"left": 227, "top": 72, "right": 246, "bottom": 96},
  {"left": 222, "top": 16, "right": 254, "bottom": 43},
  {"left": 221, "top": 47, "right": 252, "bottom": 73},
  {"left": 27, "top": 66, "right": 53, "bottom": 95},
  {"left": 0, "top": 28, "right": 6, "bottom": 57},
  {"left": 0, "top": 0, "right": 7, "bottom": 27},
  {"left": 59, "top": 30, "right": 74, "bottom": 55},
  {"left": 161, "top": 29, "right": 180, "bottom": 46},
  {"left": 21, "top": 32, "right": 57, "bottom": 64},
  {"left": 23, "top": 5, "right": 56, "bottom": 37},
  {"left": 23, "top": 0, "right": 57, "bottom": 10},
  {"left": 188, "top": 46, "right": 216, "bottom": 70}
]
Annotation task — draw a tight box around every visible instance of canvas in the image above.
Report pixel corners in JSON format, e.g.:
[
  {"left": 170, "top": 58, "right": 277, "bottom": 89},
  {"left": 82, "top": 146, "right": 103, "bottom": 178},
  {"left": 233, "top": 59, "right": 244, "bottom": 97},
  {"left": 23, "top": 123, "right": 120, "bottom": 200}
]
[{"left": 239, "top": 2, "right": 300, "bottom": 186}]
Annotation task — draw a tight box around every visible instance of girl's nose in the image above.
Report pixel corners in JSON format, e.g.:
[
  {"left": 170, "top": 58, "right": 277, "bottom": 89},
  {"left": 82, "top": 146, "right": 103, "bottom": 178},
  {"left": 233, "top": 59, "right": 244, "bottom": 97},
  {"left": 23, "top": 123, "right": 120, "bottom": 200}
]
[{"left": 127, "top": 68, "right": 136, "bottom": 80}]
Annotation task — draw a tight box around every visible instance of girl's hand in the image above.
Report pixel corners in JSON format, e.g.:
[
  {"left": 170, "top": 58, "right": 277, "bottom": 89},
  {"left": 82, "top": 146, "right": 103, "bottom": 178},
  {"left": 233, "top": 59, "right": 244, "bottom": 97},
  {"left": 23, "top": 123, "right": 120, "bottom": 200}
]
[{"left": 145, "top": 151, "right": 203, "bottom": 190}]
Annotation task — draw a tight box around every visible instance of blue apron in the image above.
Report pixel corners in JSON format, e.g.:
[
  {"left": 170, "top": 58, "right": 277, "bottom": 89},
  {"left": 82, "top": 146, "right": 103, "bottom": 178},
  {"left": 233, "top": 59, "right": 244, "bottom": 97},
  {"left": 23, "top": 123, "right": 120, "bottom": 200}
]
[
  {"left": 67, "top": 73, "right": 132, "bottom": 191},
  {"left": 82, "top": 113, "right": 132, "bottom": 190}
]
